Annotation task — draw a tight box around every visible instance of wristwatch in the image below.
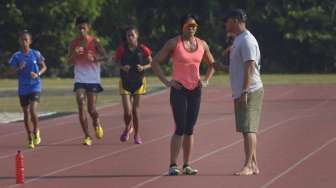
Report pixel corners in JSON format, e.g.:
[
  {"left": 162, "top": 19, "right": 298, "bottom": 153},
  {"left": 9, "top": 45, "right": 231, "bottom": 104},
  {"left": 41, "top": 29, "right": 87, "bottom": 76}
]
[{"left": 242, "top": 89, "right": 249, "bottom": 95}]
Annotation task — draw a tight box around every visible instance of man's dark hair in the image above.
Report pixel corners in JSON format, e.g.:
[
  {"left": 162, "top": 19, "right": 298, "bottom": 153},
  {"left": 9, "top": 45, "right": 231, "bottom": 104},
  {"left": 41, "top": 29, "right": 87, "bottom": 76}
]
[
  {"left": 223, "top": 9, "right": 247, "bottom": 23},
  {"left": 75, "top": 15, "right": 90, "bottom": 26},
  {"left": 20, "top": 29, "right": 32, "bottom": 38},
  {"left": 121, "top": 25, "right": 139, "bottom": 43}
]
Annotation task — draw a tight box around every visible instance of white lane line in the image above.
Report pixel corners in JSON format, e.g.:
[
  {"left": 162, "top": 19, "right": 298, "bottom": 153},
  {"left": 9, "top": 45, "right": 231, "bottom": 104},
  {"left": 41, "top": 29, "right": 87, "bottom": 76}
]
[
  {"left": 130, "top": 113, "right": 312, "bottom": 188},
  {"left": 6, "top": 116, "right": 227, "bottom": 188},
  {"left": 0, "top": 89, "right": 168, "bottom": 139},
  {"left": 272, "top": 88, "right": 296, "bottom": 99},
  {"left": 131, "top": 98, "right": 330, "bottom": 188},
  {"left": 260, "top": 136, "right": 336, "bottom": 188},
  {"left": 0, "top": 123, "right": 123, "bottom": 160}
]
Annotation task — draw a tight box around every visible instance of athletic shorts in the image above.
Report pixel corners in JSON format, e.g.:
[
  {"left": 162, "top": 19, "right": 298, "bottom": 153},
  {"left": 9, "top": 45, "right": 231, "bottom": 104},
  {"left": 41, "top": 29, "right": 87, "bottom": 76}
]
[
  {"left": 234, "top": 88, "right": 264, "bottom": 133},
  {"left": 19, "top": 92, "right": 40, "bottom": 107},
  {"left": 119, "top": 77, "right": 147, "bottom": 95},
  {"left": 73, "top": 83, "right": 103, "bottom": 93}
]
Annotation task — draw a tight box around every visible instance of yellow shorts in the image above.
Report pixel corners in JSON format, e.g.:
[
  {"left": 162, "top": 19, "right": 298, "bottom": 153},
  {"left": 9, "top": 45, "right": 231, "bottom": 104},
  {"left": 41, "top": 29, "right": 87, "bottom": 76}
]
[{"left": 119, "top": 77, "right": 147, "bottom": 95}]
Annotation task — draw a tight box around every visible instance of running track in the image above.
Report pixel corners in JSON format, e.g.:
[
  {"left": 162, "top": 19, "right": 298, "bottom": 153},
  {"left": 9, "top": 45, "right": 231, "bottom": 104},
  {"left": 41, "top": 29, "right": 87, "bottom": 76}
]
[{"left": 0, "top": 85, "right": 335, "bottom": 188}]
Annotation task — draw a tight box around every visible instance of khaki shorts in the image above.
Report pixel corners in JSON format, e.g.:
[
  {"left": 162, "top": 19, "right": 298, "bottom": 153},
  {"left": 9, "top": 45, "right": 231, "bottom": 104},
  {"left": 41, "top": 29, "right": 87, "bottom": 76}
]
[{"left": 234, "top": 88, "right": 264, "bottom": 133}]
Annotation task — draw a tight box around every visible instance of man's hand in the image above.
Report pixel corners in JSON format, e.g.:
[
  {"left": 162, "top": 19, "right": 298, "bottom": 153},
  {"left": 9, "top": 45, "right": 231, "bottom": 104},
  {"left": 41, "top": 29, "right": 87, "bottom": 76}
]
[
  {"left": 18, "top": 61, "right": 26, "bottom": 70},
  {"left": 239, "top": 93, "right": 248, "bottom": 105},
  {"left": 136, "top": 64, "right": 144, "bottom": 72},
  {"left": 87, "top": 51, "right": 95, "bottom": 62},
  {"left": 121, "top": 65, "right": 131, "bottom": 72},
  {"left": 74, "top": 46, "right": 85, "bottom": 55},
  {"left": 30, "top": 72, "right": 39, "bottom": 79}
]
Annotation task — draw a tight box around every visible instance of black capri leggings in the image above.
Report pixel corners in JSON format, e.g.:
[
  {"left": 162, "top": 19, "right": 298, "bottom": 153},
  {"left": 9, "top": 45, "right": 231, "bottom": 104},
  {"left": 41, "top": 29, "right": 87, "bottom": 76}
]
[{"left": 170, "top": 84, "right": 202, "bottom": 136}]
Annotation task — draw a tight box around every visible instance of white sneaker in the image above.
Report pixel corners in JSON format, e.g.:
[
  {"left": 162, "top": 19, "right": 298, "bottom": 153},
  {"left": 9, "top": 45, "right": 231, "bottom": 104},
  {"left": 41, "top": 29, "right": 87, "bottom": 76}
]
[
  {"left": 183, "top": 166, "right": 198, "bottom": 175},
  {"left": 168, "top": 165, "right": 180, "bottom": 176}
]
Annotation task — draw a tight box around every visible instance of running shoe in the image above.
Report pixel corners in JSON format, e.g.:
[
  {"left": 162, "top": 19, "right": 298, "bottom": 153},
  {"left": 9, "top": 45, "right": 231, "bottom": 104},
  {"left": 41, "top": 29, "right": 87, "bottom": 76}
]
[
  {"left": 33, "top": 129, "right": 41, "bottom": 145},
  {"left": 82, "top": 137, "right": 92, "bottom": 146},
  {"left": 120, "top": 127, "right": 133, "bottom": 142},
  {"left": 168, "top": 165, "right": 180, "bottom": 176},
  {"left": 183, "top": 165, "right": 198, "bottom": 175},
  {"left": 95, "top": 125, "right": 104, "bottom": 139},
  {"left": 134, "top": 135, "right": 143, "bottom": 144},
  {"left": 27, "top": 140, "right": 35, "bottom": 149}
]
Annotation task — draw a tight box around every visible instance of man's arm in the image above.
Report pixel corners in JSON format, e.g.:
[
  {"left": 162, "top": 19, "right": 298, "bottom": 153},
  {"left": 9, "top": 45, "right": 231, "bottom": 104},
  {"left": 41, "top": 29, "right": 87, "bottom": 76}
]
[
  {"left": 240, "top": 60, "right": 256, "bottom": 104},
  {"left": 95, "top": 40, "right": 108, "bottom": 63}
]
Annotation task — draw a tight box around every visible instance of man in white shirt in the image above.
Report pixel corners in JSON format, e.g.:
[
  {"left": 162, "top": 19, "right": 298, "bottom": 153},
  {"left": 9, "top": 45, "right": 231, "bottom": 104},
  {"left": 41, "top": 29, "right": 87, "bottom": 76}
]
[{"left": 224, "top": 9, "right": 264, "bottom": 176}]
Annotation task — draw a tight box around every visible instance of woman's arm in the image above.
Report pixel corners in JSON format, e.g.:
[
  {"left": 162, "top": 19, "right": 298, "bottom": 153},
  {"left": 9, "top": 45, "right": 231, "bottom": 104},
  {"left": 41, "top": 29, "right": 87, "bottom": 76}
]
[
  {"left": 201, "top": 40, "right": 216, "bottom": 87},
  {"left": 151, "top": 37, "right": 177, "bottom": 87}
]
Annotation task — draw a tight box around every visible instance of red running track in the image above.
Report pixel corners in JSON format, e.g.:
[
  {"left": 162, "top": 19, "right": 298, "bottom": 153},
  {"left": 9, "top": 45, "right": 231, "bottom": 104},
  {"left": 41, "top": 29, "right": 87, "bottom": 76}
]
[{"left": 0, "top": 85, "right": 335, "bottom": 188}]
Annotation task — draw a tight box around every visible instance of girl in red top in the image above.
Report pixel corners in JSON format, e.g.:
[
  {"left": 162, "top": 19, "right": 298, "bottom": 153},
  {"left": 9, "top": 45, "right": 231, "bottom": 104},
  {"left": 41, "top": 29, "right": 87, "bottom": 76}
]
[
  {"left": 115, "top": 26, "right": 152, "bottom": 144},
  {"left": 152, "top": 15, "right": 215, "bottom": 175}
]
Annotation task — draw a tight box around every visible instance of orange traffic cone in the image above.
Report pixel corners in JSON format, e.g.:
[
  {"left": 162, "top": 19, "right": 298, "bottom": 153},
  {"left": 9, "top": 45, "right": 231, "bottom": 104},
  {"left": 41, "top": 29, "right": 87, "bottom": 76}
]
[{"left": 16, "top": 150, "right": 24, "bottom": 184}]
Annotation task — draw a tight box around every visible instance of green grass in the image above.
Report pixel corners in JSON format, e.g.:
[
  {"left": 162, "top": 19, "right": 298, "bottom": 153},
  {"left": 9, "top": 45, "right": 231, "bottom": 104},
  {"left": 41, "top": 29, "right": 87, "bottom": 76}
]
[
  {"left": 209, "top": 74, "right": 336, "bottom": 86},
  {"left": 0, "top": 77, "right": 164, "bottom": 113},
  {"left": 1, "top": 74, "right": 336, "bottom": 113}
]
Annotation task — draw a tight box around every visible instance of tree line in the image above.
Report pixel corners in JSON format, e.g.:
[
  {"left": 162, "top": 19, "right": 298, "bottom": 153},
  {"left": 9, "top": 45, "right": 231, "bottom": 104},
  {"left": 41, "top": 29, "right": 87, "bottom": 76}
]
[{"left": 0, "top": 0, "right": 335, "bottom": 78}]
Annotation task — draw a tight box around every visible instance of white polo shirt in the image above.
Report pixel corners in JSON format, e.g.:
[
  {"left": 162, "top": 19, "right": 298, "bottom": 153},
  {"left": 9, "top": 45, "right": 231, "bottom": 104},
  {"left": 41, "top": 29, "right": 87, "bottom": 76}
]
[{"left": 229, "top": 30, "right": 263, "bottom": 99}]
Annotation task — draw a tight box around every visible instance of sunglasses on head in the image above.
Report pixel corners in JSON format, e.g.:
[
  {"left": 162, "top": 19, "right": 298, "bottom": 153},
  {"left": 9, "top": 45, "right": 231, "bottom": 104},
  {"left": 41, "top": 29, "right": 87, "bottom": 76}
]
[{"left": 185, "top": 23, "right": 198, "bottom": 28}]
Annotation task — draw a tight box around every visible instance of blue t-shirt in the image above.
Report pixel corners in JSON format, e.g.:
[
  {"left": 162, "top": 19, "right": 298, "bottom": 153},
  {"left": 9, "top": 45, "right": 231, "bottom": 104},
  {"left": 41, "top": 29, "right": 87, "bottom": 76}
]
[{"left": 8, "top": 49, "right": 45, "bottom": 95}]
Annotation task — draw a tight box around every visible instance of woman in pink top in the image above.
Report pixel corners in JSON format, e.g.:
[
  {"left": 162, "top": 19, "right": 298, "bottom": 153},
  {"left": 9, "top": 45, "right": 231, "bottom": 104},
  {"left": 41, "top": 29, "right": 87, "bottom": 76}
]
[{"left": 152, "top": 14, "right": 215, "bottom": 176}]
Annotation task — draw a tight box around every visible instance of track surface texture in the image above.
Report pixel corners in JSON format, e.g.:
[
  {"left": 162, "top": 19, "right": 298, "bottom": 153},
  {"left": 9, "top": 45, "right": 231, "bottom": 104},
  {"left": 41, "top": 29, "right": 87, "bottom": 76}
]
[{"left": 0, "top": 85, "right": 335, "bottom": 188}]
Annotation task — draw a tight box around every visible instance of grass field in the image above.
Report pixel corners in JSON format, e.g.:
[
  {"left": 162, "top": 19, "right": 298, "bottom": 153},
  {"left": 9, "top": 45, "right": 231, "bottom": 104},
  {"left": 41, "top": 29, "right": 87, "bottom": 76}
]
[{"left": 1, "top": 74, "right": 336, "bottom": 113}]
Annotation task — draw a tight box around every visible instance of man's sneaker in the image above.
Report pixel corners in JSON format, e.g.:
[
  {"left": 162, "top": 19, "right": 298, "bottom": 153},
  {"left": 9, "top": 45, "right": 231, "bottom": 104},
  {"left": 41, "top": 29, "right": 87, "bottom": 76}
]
[
  {"left": 134, "top": 135, "right": 143, "bottom": 144},
  {"left": 168, "top": 165, "right": 180, "bottom": 176},
  {"left": 183, "top": 165, "right": 198, "bottom": 175},
  {"left": 27, "top": 140, "right": 35, "bottom": 149},
  {"left": 95, "top": 125, "right": 104, "bottom": 139},
  {"left": 33, "top": 129, "right": 41, "bottom": 145},
  {"left": 82, "top": 137, "right": 92, "bottom": 146}
]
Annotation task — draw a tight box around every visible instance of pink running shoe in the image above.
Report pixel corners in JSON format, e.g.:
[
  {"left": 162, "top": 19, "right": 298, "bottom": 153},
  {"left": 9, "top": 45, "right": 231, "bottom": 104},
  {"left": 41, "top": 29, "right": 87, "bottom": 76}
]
[
  {"left": 134, "top": 135, "right": 143, "bottom": 144},
  {"left": 120, "top": 127, "right": 133, "bottom": 142}
]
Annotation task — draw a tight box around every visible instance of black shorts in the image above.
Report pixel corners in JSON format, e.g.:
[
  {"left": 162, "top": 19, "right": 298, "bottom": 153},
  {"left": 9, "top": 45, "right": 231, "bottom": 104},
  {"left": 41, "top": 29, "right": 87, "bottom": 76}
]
[
  {"left": 19, "top": 92, "right": 41, "bottom": 107},
  {"left": 73, "top": 83, "right": 104, "bottom": 93}
]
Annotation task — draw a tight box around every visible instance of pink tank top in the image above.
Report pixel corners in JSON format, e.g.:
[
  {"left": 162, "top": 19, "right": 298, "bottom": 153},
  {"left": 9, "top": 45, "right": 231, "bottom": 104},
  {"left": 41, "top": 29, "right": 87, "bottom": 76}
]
[{"left": 172, "top": 36, "right": 205, "bottom": 90}]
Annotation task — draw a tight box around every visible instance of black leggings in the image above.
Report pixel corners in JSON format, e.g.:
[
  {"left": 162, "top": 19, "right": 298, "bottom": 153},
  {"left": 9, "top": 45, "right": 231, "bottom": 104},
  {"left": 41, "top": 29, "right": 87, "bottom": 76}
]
[{"left": 170, "top": 85, "right": 202, "bottom": 136}]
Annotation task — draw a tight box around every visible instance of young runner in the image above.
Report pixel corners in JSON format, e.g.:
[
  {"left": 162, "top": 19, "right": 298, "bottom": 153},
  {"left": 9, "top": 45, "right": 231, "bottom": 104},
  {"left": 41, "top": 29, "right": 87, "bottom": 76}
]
[
  {"left": 68, "top": 16, "right": 107, "bottom": 146},
  {"left": 8, "top": 30, "right": 47, "bottom": 149},
  {"left": 115, "top": 26, "right": 152, "bottom": 144}
]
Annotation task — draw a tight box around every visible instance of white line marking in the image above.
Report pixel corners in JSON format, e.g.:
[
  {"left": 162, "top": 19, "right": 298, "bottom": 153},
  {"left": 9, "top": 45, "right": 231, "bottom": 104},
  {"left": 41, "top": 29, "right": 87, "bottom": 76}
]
[
  {"left": 6, "top": 116, "right": 227, "bottom": 188},
  {"left": 4, "top": 89, "right": 330, "bottom": 187},
  {"left": 260, "top": 136, "right": 336, "bottom": 188},
  {"left": 131, "top": 99, "right": 330, "bottom": 188},
  {"left": 0, "top": 89, "right": 168, "bottom": 138},
  {"left": 130, "top": 114, "right": 312, "bottom": 188}
]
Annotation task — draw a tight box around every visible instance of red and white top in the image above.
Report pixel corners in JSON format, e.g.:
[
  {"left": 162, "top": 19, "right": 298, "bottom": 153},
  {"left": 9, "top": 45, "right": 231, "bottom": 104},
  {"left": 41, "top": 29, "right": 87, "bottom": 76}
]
[{"left": 69, "top": 35, "right": 101, "bottom": 84}]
